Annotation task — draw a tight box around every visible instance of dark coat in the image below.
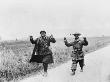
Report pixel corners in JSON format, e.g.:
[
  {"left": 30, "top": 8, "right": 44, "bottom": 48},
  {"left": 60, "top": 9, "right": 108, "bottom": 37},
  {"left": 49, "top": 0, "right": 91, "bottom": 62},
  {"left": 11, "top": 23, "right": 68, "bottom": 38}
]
[{"left": 30, "top": 36, "right": 56, "bottom": 64}]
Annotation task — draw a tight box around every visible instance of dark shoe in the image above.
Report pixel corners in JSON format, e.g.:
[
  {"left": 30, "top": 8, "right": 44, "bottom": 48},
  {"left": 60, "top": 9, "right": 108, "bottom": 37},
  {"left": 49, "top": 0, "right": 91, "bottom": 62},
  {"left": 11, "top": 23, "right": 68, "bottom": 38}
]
[
  {"left": 43, "top": 72, "right": 48, "bottom": 77},
  {"left": 80, "top": 69, "right": 83, "bottom": 72},
  {"left": 71, "top": 69, "right": 75, "bottom": 75}
]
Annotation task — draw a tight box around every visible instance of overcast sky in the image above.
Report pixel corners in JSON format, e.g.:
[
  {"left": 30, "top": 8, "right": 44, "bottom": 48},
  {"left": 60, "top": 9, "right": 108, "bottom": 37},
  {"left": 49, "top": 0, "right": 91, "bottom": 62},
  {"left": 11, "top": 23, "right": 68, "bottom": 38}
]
[{"left": 0, "top": 0, "right": 110, "bottom": 40}]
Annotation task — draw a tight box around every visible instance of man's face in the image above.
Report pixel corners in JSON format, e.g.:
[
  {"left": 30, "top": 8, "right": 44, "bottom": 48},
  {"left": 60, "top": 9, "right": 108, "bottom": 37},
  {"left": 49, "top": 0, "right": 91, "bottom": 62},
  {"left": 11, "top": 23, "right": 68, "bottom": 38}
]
[
  {"left": 41, "top": 32, "right": 46, "bottom": 37},
  {"left": 74, "top": 35, "right": 79, "bottom": 39}
]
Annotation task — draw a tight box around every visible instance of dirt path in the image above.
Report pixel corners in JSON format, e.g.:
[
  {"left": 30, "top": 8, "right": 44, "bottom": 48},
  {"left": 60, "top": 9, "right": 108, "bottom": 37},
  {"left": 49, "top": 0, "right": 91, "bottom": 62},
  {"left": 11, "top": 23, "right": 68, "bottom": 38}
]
[{"left": 19, "top": 45, "right": 110, "bottom": 82}]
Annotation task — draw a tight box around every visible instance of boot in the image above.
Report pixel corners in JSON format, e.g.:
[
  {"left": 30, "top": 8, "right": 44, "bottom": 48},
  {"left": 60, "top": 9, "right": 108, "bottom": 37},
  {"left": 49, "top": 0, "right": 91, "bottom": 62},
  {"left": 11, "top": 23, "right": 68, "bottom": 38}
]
[
  {"left": 80, "top": 68, "right": 83, "bottom": 72},
  {"left": 43, "top": 71, "right": 48, "bottom": 77},
  {"left": 71, "top": 69, "right": 75, "bottom": 75}
]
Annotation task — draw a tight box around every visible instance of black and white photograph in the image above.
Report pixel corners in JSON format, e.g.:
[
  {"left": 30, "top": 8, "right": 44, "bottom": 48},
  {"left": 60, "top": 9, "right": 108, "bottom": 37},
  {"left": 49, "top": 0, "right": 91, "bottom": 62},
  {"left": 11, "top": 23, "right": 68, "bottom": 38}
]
[{"left": 0, "top": 0, "right": 110, "bottom": 82}]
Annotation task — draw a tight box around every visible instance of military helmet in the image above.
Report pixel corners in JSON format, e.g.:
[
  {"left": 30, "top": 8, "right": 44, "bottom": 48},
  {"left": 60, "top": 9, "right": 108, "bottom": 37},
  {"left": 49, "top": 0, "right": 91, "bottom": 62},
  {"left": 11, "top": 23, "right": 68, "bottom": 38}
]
[
  {"left": 40, "top": 30, "right": 46, "bottom": 34},
  {"left": 72, "top": 32, "right": 81, "bottom": 36}
]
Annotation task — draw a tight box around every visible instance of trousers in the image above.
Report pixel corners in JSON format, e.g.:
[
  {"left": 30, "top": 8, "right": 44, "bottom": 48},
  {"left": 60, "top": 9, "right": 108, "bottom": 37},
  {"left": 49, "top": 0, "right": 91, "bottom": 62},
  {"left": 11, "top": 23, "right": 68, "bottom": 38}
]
[{"left": 71, "top": 59, "right": 84, "bottom": 71}]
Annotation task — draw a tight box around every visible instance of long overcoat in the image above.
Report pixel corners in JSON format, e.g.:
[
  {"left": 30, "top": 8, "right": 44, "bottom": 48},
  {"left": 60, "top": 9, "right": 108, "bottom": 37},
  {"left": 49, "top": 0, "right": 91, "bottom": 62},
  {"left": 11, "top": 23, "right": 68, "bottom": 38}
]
[{"left": 30, "top": 36, "right": 56, "bottom": 63}]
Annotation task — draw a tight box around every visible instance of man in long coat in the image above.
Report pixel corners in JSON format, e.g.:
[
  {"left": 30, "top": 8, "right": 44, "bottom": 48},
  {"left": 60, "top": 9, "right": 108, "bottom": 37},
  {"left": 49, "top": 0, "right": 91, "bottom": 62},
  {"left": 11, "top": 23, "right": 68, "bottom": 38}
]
[
  {"left": 64, "top": 32, "right": 88, "bottom": 75},
  {"left": 30, "top": 30, "right": 56, "bottom": 76}
]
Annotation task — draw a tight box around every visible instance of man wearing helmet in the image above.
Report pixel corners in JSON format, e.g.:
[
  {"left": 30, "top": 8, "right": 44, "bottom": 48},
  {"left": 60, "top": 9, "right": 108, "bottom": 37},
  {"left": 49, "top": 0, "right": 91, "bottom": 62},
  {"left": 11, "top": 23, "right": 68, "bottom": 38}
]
[
  {"left": 30, "top": 30, "right": 56, "bottom": 76},
  {"left": 64, "top": 32, "right": 88, "bottom": 75}
]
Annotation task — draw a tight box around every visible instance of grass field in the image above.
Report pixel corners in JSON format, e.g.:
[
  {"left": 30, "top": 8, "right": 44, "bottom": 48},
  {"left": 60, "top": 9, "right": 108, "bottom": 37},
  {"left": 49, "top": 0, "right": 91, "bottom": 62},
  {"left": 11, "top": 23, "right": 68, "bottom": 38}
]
[{"left": 0, "top": 36, "right": 110, "bottom": 82}]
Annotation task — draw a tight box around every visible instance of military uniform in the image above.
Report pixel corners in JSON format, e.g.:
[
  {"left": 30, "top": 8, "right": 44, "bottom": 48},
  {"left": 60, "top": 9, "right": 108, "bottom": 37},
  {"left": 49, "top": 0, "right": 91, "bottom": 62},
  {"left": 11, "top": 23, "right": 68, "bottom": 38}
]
[
  {"left": 64, "top": 33, "right": 88, "bottom": 74},
  {"left": 30, "top": 36, "right": 56, "bottom": 64},
  {"left": 30, "top": 31, "right": 56, "bottom": 77}
]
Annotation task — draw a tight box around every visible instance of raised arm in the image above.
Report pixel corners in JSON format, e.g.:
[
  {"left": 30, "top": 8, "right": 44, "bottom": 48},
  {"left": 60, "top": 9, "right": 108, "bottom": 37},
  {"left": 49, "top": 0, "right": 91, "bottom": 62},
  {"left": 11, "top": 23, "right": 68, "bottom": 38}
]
[
  {"left": 82, "top": 37, "right": 88, "bottom": 46},
  {"left": 49, "top": 35, "right": 56, "bottom": 43},
  {"left": 64, "top": 37, "right": 73, "bottom": 47},
  {"left": 30, "top": 36, "right": 37, "bottom": 44}
]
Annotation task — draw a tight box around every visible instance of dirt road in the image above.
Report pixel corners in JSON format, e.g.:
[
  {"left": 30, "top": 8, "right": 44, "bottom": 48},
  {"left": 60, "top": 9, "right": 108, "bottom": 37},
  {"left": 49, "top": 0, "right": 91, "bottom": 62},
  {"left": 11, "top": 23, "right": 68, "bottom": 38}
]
[{"left": 19, "top": 45, "right": 110, "bottom": 82}]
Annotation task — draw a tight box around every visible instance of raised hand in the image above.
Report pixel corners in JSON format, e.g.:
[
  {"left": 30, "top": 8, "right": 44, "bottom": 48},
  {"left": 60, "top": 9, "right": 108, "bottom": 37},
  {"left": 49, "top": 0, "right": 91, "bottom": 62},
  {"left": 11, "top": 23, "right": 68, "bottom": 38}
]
[
  {"left": 30, "top": 36, "right": 33, "bottom": 39},
  {"left": 50, "top": 34, "right": 53, "bottom": 38},
  {"left": 64, "top": 37, "right": 67, "bottom": 41},
  {"left": 83, "top": 37, "right": 86, "bottom": 40}
]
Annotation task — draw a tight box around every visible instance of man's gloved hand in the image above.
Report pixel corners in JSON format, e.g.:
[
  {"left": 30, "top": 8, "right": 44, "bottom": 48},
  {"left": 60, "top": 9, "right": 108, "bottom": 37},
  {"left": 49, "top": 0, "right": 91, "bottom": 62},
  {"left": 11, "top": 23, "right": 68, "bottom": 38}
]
[
  {"left": 30, "top": 36, "right": 33, "bottom": 39},
  {"left": 64, "top": 37, "right": 67, "bottom": 40},
  {"left": 83, "top": 37, "right": 87, "bottom": 40},
  {"left": 64, "top": 37, "right": 67, "bottom": 42}
]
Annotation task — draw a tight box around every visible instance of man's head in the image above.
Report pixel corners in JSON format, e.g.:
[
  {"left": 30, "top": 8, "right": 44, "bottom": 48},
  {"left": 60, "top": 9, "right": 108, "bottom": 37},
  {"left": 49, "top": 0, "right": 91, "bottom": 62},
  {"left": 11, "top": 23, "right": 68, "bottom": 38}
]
[
  {"left": 40, "top": 30, "right": 46, "bottom": 37},
  {"left": 73, "top": 32, "right": 81, "bottom": 39}
]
